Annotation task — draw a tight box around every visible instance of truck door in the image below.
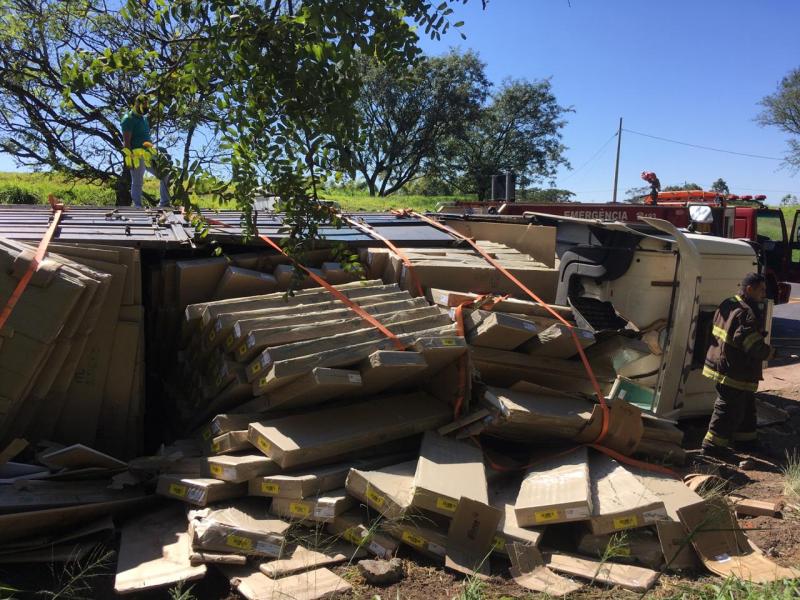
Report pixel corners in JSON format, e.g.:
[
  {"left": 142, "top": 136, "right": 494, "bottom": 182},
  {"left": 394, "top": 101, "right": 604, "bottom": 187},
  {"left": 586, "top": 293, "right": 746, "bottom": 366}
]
[{"left": 789, "top": 209, "right": 800, "bottom": 282}]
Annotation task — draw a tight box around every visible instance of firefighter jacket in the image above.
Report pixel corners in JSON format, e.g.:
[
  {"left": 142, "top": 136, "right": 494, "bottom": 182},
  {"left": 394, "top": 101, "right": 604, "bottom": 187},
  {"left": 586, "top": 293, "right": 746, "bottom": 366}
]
[{"left": 702, "top": 294, "right": 771, "bottom": 391}]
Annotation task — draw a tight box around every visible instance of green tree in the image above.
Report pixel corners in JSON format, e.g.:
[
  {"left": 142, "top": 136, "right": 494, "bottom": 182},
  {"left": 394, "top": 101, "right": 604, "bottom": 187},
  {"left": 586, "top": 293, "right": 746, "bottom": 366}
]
[
  {"left": 624, "top": 186, "right": 650, "bottom": 203},
  {"left": 349, "top": 50, "right": 489, "bottom": 197},
  {"left": 520, "top": 187, "right": 575, "bottom": 202},
  {"left": 66, "top": 0, "right": 473, "bottom": 257},
  {"left": 710, "top": 178, "right": 730, "bottom": 195},
  {"left": 781, "top": 193, "right": 799, "bottom": 206},
  {"left": 663, "top": 182, "right": 703, "bottom": 191},
  {"left": 758, "top": 67, "right": 800, "bottom": 172},
  {"left": 435, "top": 79, "right": 571, "bottom": 200},
  {"left": 0, "top": 0, "right": 224, "bottom": 205}
]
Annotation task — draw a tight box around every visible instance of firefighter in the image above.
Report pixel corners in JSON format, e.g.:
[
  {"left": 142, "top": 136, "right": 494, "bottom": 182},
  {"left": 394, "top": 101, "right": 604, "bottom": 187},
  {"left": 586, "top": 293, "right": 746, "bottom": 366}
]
[{"left": 701, "top": 272, "right": 774, "bottom": 461}]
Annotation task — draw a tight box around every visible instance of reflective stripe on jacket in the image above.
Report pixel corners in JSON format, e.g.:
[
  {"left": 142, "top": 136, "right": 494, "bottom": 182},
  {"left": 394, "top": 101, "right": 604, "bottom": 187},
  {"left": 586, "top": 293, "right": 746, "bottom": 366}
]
[{"left": 702, "top": 294, "right": 771, "bottom": 391}]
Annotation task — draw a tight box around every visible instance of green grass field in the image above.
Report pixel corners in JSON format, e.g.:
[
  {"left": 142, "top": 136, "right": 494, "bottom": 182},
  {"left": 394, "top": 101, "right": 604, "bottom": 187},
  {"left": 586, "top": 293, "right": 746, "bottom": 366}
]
[
  {"left": 1, "top": 172, "right": 797, "bottom": 227},
  {"left": 0, "top": 171, "right": 456, "bottom": 212}
]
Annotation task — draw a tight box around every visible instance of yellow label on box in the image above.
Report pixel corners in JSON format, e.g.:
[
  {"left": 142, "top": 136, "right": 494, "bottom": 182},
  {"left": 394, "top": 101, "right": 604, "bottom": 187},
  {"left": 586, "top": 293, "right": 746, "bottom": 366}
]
[
  {"left": 534, "top": 509, "right": 561, "bottom": 523},
  {"left": 210, "top": 464, "right": 223, "bottom": 477},
  {"left": 201, "top": 428, "right": 212, "bottom": 441},
  {"left": 492, "top": 535, "right": 506, "bottom": 550},
  {"left": 226, "top": 334, "right": 235, "bottom": 348},
  {"left": 208, "top": 330, "right": 216, "bottom": 342},
  {"left": 226, "top": 535, "right": 253, "bottom": 551},
  {"left": 261, "top": 482, "right": 280, "bottom": 494},
  {"left": 366, "top": 488, "right": 385, "bottom": 508},
  {"left": 256, "top": 437, "right": 271, "bottom": 453},
  {"left": 402, "top": 531, "right": 426, "bottom": 548},
  {"left": 613, "top": 516, "right": 639, "bottom": 530},
  {"left": 436, "top": 497, "right": 458, "bottom": 512},
  {"left": 343, "top": 527, "right": 369, "bottom": 546},
  {"left": 251, "top": 362, "right": 261, "bottom": 375},
  {"left": 238, "top": 344, "right": 247, "bottom": 356},
  {"left": 618, "top": 546, "right": 632, "bottom": 557},
  {"left": 441, "top": 338, "right": 457, "bottom": 346},
  {"left": 169, "top": 483, "right": 187, "bottom": 497},
  {"left": 211, "top": 440, "right": 221, "bottom": 453},
  {"left": 289, "top": 502, "right": 311, "bottom": 517}
]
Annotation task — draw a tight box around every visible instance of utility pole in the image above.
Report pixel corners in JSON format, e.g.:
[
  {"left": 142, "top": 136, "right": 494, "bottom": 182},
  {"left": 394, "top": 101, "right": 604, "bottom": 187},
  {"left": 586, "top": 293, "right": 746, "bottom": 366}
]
[{"left": 612, "top": 117, "right": 622, "bottom": 204}]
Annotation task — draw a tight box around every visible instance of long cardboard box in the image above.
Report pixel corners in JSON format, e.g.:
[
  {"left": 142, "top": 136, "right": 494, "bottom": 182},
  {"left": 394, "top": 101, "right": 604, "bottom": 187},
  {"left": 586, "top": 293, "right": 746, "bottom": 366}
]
[
  {"left": 345, "top": 460, "right": 417, "bottom": 519},
  {"left": 515, "top": 447, "right": 592, "bottom": 527},
  {"left": 188, "top": 501, "right": 289, "bottom": 558},
  {"left": 269, "top": 489, "right": 353, "bottom": 523},
  {"left": 411, "top": 432, "right": 488, "bottom": 517},
  {"left": 247, "top": 392, "right": 450, "bottom": 469}
]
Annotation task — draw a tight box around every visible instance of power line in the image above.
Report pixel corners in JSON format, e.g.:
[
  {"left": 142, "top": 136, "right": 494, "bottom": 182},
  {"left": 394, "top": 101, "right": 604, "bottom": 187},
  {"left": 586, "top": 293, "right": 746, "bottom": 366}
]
[
  {"left": 562, "top": 131, "right": 618, "bottom": 182},
  {"left": 623, "top": 128, "right": 783, "bottom": 161}
]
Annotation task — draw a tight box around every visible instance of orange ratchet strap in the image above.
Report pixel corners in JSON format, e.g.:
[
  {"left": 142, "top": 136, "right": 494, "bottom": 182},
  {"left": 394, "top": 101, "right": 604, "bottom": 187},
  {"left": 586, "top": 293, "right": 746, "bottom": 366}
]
[
  {"left": 202, "top": 215, "right": 405, "bottom": 351},
  {"left": 0, "top": 196, "right": 64, "bottom": 332},
  {"left": 340, "top": 215, "right": 425, "bottom": 298}
]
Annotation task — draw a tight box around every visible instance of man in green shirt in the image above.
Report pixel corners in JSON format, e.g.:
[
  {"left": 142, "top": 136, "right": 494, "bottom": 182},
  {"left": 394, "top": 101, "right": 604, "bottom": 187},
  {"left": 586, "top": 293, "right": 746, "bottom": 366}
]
[{"left": 121, "top": 94, "right": 170, "bottom": 208}]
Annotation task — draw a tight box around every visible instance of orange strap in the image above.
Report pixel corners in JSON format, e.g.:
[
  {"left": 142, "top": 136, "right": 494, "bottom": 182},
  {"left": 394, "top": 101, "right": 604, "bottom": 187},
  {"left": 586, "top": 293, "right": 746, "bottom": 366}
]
[
  {"left": 341, "top": 215, "right": 425, "bottom": 298},
  {"left": 203, "top": 215, "right": 406, "bottom": 351},
  {"left": 0, "top": 197, "right": 64, "bottom": 332}
]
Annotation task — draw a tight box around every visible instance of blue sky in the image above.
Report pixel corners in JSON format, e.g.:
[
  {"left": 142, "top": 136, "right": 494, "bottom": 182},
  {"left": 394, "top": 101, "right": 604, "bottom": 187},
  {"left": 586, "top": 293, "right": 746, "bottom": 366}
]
[{"left": 418, "top": 0, "right": 800, "bottom": 202}]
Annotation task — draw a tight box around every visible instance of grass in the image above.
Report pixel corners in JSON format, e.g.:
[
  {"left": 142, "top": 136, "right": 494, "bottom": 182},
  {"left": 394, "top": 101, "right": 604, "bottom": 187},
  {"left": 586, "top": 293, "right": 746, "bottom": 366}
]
[
  {"left": 783, "top": 450, "right": 800, "bottom": 503},
  {"left": 0, "top": 171, "right": 460, "bottom": 211},
  {"left": 662, "top": 576, "right": 800, "bottom": 599}
]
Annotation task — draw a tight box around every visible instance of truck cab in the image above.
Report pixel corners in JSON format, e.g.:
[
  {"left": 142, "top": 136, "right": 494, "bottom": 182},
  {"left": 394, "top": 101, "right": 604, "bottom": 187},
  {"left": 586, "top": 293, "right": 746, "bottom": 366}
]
[{"left": 521, "top": 212, "right": 762, "bottom": 418}]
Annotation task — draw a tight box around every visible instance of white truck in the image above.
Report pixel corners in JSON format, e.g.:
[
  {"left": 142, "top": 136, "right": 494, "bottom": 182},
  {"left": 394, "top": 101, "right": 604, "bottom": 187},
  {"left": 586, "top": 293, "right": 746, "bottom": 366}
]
[{"left": 442, "top": 212, "right": 764, "bottom": 419}]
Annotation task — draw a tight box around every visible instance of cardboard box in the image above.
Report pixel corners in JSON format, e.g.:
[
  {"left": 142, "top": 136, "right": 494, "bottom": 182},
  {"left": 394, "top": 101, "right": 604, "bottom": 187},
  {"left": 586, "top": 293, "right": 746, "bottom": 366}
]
[
  {"left": 327, "top": 512, "right": 399, "bottom": 559},
  {"left": 345, "top": 460, "right": 417, "bottom": 519},
  {"left": 114, "top": 506, "right": 206, "bottom": 594},
  {"left": 247, "top": 392, "right": 450, "bottom": 469},
  {"left": 212, "top": 266, "right": 278, "bottom": 300},
  {"left": 466, "top": 311, "right": 539, "bottom": 350},
  {"left": 156, "top": 475, "right": 246, "bottom": 506},
  {"left": 588, "top": 453, "right": 667, "bottom": 535},
  {"left": 490, "top": 479, "right": 544, "bottom": 554},
  {"left": 545, "top": 552, "right": 659, "bottom": 593},
  {"left": 515, "top": 447, "right": 591, "bottom": 527},
  {"left": 188, "top": 500, "right": 289, "bottom": 557},
  {"left": 445, "top": 498, "right": 502, "bottom": 578},
  {"left": 577, "top": 529, "right": 665, "bottom": 570},
  {"left": 207, "top": 454, "right": 280, "bottom": 484},
  {"left": 209, "top": 430, "right": 250, "bottom": 455},
  {"left": 207, "top": 413, "right": 266, "bottom": 438},
  {"left": 382, "top": 519, "right": 449, "bottom": 561},
  {"left": 270, "top": 489, "right": 354, "bottom": 523},
  {"left": 257, "top": 543, "right": 366, "bottom": 579},
  {"left": 249, "top": 454, "right": 407, "bottom": 500},
  {"left": 411, "top": 432, "right": 488, "bottom": 518},
  {"left": 677, "top": 500, "right": 800, "bottom": 581},
  {"left": 226, "top": 566, "right": 352, "bottom": 600},
  {"left": 522, "top": 323, "right": 595, "bottom": 359}
]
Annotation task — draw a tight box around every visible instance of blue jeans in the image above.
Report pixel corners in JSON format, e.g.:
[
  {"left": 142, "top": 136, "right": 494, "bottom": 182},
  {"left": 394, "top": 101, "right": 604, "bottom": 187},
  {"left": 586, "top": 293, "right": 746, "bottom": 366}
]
[{"left": 130, "top": 158, "right": 170, "bottom": 207}]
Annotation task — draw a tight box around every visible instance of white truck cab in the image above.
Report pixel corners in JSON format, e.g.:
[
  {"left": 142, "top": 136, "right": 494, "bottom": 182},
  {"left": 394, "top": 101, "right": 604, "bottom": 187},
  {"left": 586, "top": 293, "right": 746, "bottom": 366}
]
[{"left": 527, "top": 213, "right": 762, "bottom": 418}]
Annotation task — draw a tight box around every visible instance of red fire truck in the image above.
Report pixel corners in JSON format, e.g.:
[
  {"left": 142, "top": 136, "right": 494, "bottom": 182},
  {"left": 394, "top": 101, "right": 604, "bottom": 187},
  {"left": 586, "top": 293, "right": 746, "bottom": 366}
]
[{"left": 437, "top": 191, "right": 800, "bottom": 303}]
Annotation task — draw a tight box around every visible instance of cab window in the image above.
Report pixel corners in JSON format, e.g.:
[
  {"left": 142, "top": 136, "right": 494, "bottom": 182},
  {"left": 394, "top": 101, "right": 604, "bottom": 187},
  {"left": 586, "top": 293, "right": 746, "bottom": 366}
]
[{"left": 756, "top": 211, "right": 785, "bottom": 244}]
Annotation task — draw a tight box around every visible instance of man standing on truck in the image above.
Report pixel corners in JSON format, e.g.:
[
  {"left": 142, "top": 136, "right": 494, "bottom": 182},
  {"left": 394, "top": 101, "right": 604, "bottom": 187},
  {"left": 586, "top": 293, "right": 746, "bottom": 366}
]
[
  {"left": 121, "top": 94, "right": 170, "bottom": 208},
  {"left": 701, "top": 272, "right": 774, "bottom": 462}
]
